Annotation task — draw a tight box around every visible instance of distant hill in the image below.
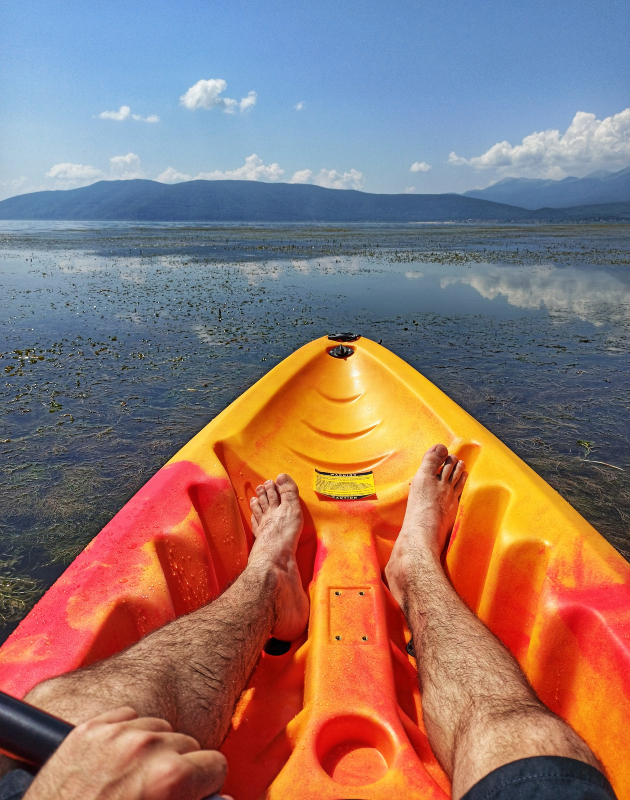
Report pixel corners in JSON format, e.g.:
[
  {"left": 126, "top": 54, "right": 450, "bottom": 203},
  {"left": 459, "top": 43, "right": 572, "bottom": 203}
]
[
  {"left": 534, "top": 201, "right": 630, "bottom": 221},
  {"left": 0, "top": 179, "right": 535, "bottom": 222},
  {"left": 464, "top": 165, "right": 630, "bottom": 209},
  {"left": 0, "top": 179, "right": 628, "bottom": 222}
]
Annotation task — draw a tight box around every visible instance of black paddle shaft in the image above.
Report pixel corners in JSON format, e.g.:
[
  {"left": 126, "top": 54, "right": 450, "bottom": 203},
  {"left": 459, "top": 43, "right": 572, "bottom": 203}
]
[{"left": 0, "top": 690, "right": 73, "bottom": 767}]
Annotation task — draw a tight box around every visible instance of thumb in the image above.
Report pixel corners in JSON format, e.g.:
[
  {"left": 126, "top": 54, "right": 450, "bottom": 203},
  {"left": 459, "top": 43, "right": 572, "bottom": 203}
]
[{"left": 180, "top": 749, "right": 227, "bottom": 799}]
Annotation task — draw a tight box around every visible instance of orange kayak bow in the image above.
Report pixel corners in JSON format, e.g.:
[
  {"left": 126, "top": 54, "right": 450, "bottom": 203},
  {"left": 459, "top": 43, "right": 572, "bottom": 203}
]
[{"left": 1, "top": 335, "right": 629, "bottom": 799}]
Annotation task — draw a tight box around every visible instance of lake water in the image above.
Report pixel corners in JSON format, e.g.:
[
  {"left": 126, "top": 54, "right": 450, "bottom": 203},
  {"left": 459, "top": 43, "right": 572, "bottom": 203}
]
[{"left": 1, "top": 221, "right": 629, "bottom": 642}]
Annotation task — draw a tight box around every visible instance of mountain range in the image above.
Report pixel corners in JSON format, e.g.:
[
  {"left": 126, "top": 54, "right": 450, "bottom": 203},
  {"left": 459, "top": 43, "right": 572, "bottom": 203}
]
[
  {"left": 464, "top": 165, "right": 630, "bottom": 209},
  {"left": 0, "top": 178, "right": 629, "bottom": 222}
]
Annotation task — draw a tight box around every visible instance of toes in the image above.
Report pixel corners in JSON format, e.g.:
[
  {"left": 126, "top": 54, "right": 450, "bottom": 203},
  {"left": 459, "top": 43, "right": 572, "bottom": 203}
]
[
  {"left": 276, "top": 473, "right": 300, "bottom": 504},
  {"left": 454, "top": 471, "right": 468, "bottom": 497},
  {"left": 264, "top": 479, "right": 280, "bottom": 510},
  {"left": 421, "top": 443, "right": 449, "bottom": 475},
  {"left": 449, "top": 459, "right": 466, "bottom": 485},
  {"left": 250, "top": 495, "right": 263, "bottom": 523},
  {"left": 440, "top": 455, "right": 458, "bottom": 481},
  {"left": 256, "top": 484, "right": 269, "bottom": 513}
]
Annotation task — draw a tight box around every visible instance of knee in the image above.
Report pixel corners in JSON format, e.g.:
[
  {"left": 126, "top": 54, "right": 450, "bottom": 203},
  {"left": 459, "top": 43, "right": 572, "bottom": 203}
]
[
  {"left": 465, "top": 702, "right": 600, "bottom": 770},
  {"left": 25, "top": 674, "right": 74, "bottom": 717}
]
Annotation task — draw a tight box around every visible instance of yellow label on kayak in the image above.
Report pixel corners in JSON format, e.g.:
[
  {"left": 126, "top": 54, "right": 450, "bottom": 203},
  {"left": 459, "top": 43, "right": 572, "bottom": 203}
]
[{"left": 314, "top": 469, "right": 376, "bottom": 500}]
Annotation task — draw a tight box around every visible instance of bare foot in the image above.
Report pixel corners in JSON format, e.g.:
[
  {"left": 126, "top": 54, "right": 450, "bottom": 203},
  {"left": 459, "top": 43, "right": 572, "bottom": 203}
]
[
  {"left": 249, "top": 474, "right": 310, "bottom": 642},
  {"left": 385, "top": 444, "right": 467, "bottom": 607}
]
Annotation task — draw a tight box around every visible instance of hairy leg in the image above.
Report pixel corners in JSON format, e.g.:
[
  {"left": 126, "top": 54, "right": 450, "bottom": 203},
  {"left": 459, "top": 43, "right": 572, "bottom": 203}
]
[
  {"left": 386, "top": 445, "right": 600, "bottom": 800},
  {"left": 25, "top": 474, "right": 309, "bottom": 750}
]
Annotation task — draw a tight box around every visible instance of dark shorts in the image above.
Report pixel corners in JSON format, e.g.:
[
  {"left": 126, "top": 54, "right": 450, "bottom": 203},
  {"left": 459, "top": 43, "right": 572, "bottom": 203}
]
[
  {"left": 0, "top": 769, "right": 32, "bottom": 800},
  {"left": 461, "top": 756, "right": 616, "bottom": 800},
  {"left": 0, "top": 756, "right": 617, "bottom": 799}
]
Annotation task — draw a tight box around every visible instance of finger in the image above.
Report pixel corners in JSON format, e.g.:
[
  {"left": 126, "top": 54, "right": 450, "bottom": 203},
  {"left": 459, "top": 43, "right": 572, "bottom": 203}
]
[
  {"left": 256, "top": 484, "right": 269, "bottom": 512},
  {"left": 454, "top": 471, "right": 468, "bottom": 497},
  {"left": 250, "top": 495, "right": 263, "bottom": 523},
  {"left": 119, "top": 728, "right": 201, "bottom": 758},
  {"left": 179, "top": 749, "right": 228, "bottom": 799},
  {"left": 79, "top": 706, "right": 139, "bottom": 728},
  {"left": 440, "top": 455, "right": 457, "bottom": 481},
  {"left": 151, "top": 731, "right": 201, "bottom": 756},
  {"left": 449, "top": 459, "right": 466, "bottom": 484},
  {"left": 264, "top": 479, "right": 280, "bottom": 510},
  {"left": 122, "top": 716, "right": 174, "bottom": 734}
]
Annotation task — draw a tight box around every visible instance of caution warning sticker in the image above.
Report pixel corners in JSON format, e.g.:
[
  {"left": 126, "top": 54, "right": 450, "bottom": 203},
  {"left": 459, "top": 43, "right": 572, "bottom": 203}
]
[{"left": 314, "top": 469, "right": 376, "bottom": 500}]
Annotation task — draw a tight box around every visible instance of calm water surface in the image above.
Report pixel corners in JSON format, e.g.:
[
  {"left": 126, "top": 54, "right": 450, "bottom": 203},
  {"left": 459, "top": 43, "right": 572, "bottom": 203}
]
[{"left": 1, "top": 222, "right": 629, "bottom": 641}]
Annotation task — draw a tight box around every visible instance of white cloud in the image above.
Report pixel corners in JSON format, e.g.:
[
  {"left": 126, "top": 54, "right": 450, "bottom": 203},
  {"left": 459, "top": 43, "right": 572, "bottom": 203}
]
[
  {"left": 294, "top": 101, "right": 306, "bottom": 111},
  {"left": 156, "top": 158, "right": 363, "bottom": 189},
  {"left": 45, "top": 153, "right": 145, "bottom": 189},
  {"left": 448, "top": 108, "right": 630, "bottom": 178},
  {"left": 289, "top": 169, "right": 313, "bottom": 184},
  {"left": 404, "top": 186, "right": 416, "bottom": 194},
  {"left": 99, "top": 105, "right": 131, "bottom": 121},
  {"left": 180, "top": 79, "right": 256, "bottom": 114},
  {"left": 0, "top": 176, "right": 31, "bottom": 200},
  {"left": 46, "top": 163, "right": 106, "bottom": 187},
  {"left": 289, "top": 168, "right": 364, "bottom": 190},
  {"left": 42, "top": 153, "right": 363, "bottom": 193},
  {"left": 410, "top": 161, "right": 431, "bottom": 172},
  {"left": 98, "top": 105, "right": 159, "bottom": 123},
  {"left": 239, "top": 91, "right": 257, "bottom": 113},
  {"left": 156, "top": 167, "right": 193, "bottom": 184},
  {"left": 157, "top": 154, "right": 283, "bottom": 184},
  {"left": 405, "top": 271, "right": 424, "bottom": 279},
  {"left": 109, "top": 153, "right": 146, "bottom": 180}
]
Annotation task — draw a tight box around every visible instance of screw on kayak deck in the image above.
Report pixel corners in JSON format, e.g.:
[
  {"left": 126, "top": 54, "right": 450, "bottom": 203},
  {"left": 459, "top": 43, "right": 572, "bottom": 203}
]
[
  {"left": 329, "top": 344, "right": 354, "bottom": 359},
  {"left": 362, "top": 636, "right": 368, "bottom": 641},
  {"left": 335, "top": 635, "right": 342, "bottom": 640},
  {"left": 328, "top": 332, "right": 360, "bottom": 342},
  {"left": 407, "top": 639, "right": 415, "bottom": 657}
]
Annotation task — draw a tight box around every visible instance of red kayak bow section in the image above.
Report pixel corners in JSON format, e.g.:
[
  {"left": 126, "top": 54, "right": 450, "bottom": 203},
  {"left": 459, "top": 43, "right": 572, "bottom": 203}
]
[
  {"left": 1, "top": 336, "right": 629, "bottom": 799},
  {"left": 0, "top": 460, "right": 249, "bottom": 692}
]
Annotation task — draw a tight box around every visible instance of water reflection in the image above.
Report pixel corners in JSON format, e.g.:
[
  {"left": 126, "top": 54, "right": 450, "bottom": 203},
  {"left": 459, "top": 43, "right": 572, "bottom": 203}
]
[
  {"left": 438, "top": 265, "right": 630, "bottom": 324},
  {"left": 228, "top": 256, "right": 630, "bottom": 325}
]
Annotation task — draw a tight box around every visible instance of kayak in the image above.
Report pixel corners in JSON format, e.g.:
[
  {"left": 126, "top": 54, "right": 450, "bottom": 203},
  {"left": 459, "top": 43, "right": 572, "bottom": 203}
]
[{"left": 0, "top": 334, "right": 629, "bottom": 799}]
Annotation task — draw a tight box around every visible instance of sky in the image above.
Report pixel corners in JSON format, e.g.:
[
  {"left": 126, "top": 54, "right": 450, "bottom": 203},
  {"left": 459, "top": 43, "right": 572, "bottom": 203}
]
[{"left": 1, "top": 0, "right": 629, "bottom": 200}]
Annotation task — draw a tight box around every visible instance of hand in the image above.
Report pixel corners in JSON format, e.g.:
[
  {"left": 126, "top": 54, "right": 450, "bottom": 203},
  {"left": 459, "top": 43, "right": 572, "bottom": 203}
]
[{"left": 24, "top": 707, "right": 231, "bottom": 800}]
